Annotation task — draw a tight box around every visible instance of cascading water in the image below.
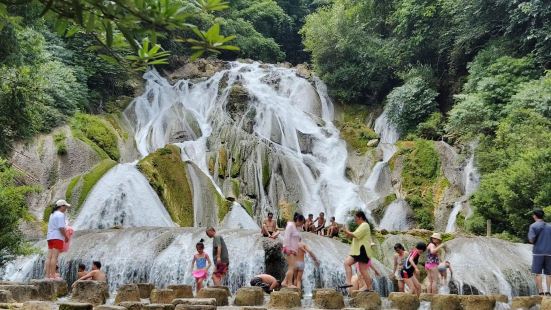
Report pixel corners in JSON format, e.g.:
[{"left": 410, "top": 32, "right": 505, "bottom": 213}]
[
  {"left": 379, "top": 199, "right": 411, "bottom": 231},
  {"left": 124, "top": 62, "right": 369, "bottom": 223},
  {"left": 72, "top": 163, "right": 176, "bottom": 230},
  {"left": 445, "top": 202, "right": 463, "bottom": 233},
  {"left": 221, "top": 202, "right": 260, "bottom": 230}
]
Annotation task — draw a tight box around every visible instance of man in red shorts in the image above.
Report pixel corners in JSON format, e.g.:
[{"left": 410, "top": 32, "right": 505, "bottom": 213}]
[
  {"left": 45, "top": 200, "right": 70, "bottom": 279},
  {"left": 206, "top": 227, "right": 229, "bottom": 285}
]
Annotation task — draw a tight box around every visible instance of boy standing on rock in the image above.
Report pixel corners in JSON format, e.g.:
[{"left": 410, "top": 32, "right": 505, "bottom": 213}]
[{"left": 206, "top": 227, "right": 229, "bottom": 285}]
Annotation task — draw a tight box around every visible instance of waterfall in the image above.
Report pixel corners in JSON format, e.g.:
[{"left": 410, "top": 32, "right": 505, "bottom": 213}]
[
  {"left": 221, "top": 202, "right": 260, "bottom": 230},
  {"left": 124, "top": 62, "right": 369, "bottom": 223},
  {"left": 445, "top": 202, "right": 463, "bottom": 233},
  {"left": 72, "top": 163, "right": 176, "bottom": 230},
  {"left": 379, "top": 200, "right": 411, "bottom": 231},
  {"left": 373, "top": 111, "right": 399, "bottom": 162},
  {"left": 463, "top": 151, "right": 480, "bottom": 197}
]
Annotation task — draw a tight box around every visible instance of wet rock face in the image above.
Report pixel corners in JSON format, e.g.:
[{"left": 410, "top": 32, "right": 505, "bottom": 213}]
[
  {"left": 262, "top": 238, "right": 285, "bottom": 282},
  {"left": 166, "top": 59, "right": 229, "bottom": 82},
  {"left": 29, "top": 280, "right": 56, "bottom": 301},
  {"left": 0, "top": 290, "right": 14, "bottom": 303},
  {"left": 459, "top": 295, "right": 495, "bottom": 310},
  {"left": 430, "top": 294, "right": 461, "bottom": 310},
  {"left": 0, "top": 285, "right": 38, "bottom": 302},
  {"left": 511, "top": 296, "right": 542, "bottom": 310}
]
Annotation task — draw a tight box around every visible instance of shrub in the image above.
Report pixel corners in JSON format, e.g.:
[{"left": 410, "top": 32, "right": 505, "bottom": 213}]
[
  {"left": 416, "top": 112, "right": 444, "bottom": 140},
  {"left": 386, "top": 76, "right": 438, "bottom": 135},
  {"left": 53, "top": 132, "right": 67, "bottom": 155}
]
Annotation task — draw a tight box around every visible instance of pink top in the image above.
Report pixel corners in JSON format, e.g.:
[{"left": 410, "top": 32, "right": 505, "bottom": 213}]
[{"left": 283, "top": 221, "right": 300, "bottom": 252}]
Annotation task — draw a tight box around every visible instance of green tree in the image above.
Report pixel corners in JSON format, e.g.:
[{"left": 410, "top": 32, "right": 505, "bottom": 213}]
[{"left": 0, "top": 158, "right": 36, "bottom": 267}]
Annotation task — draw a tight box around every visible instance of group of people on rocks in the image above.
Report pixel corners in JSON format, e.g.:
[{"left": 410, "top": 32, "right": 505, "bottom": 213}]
[
  {"left": 46, "top": 195, "right": 551, "bottom": 297},
  {"left": 261, "top": 211, "right": 340, "bottom": 239}
]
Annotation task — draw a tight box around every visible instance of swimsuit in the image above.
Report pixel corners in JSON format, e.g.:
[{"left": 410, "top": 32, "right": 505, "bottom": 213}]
[
  {"left": 401, "top": 250, "right": 420, "bottom": 279},
  {"left": 296, "top": 261, "right": 305, "bottom": 271},
  {"left": 193, "top": 255, "right": 209, "bottom": 280},
  {"left": 425, "top": 243, "right": 440, "bottom": 270}
]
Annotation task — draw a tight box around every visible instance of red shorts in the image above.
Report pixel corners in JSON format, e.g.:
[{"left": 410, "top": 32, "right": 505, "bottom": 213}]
[
  {"left": 214, "top": 263, "right": 228, "bottom": 276},
  {"left": 48, "top": 239, "right": 64, "bottom": 250}
]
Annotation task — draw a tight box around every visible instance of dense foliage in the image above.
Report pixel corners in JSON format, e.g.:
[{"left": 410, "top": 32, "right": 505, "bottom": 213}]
[{"left": 0, "top": 159, "right": 37, "bottom": 267}]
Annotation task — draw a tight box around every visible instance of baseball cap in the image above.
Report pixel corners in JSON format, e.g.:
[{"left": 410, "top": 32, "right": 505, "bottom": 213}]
[{"left": 55, "top": 199, "right": 71, "bottom": 208}]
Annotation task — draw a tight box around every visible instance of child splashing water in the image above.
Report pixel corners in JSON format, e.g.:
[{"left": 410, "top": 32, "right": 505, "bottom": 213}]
[{"left": 191, "top": 239, "right": 212, "bottom": 293}]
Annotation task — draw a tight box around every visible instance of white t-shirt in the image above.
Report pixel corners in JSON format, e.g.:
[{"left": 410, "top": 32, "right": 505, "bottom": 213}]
[{"left": 47, "top": 210, "right": 66, "bottom": 241}]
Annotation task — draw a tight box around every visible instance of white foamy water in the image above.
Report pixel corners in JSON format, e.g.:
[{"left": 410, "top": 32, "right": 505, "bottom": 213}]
[
  {"left": 445, "top": 201, "right": 463, "bottom": 233},
  {"left": 221, "top": 202, "right": 259, "bottom": 230},
  {"left": 72, "top": 163, "right": 176, "bottom": 230},
  {"left": 379, "top": 199, "right": 411, "bottom": 231},
  {"left": 124, "top": 62, "right": 369, "bottom": 223}
]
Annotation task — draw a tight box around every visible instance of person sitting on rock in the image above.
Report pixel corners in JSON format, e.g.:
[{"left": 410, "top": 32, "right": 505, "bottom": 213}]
[
  {"left": 293, "top": 241, "right": 320, "bottom": 289},
  {"left": 326, "top": 217, "right": 340, "bottom": 238},
  {"left": 73, "top": 261, "right": 106, "bottom": 287},
  {"left": 261, "top": 212, "right": 280, "bottom": 239},
  {"left": 77, "top": 263, "right": 87, "bottom": 279},
  {"left": 250, "top": 274, "right": 280, "bottom": 293},
  {"left": 313, "top": 212, "right": 326, "bottom": 235},
  {"left": 304, "top": 214, "right": 315, "bottom": 232}
]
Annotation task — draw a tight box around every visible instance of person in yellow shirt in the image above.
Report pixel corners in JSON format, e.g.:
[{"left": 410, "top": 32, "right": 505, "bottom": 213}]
[{"left": 342, "top": 210, "right": 375, "bottom": 292}]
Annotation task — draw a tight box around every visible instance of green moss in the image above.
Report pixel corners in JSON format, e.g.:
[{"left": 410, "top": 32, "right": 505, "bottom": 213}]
[
  {"left": 278, "top": 200, "right": 297, "bottom": 222},
  {"left": 37, "top": 138, "right": 46, "bottom": 160},
  {"left": 73, "top": 159, "right": 117, "bottom": 213},
  {"left": 53, "top": 132, "right": 67, "bottom": 155},
  {"left": 241, "top": 198, "right": 254, "bottom": 216},
  {"left": 216, "top": 192, "right": 232, "bottom": 221},
  {"left": 208, "top": 156, "right": 215, "bottom": 175},
  {"left": 104, "top": 113, "right": 129, "bottom": 141},
  {"left": 137, "top": 145, "right": 194, "bottom": 227},
  {"left": 230, "top": 152, "right": 241, "bottom": 177},
  {"left": 218, "top": 147, "right": 228, "bottom": 177},
  {"left": 400, "top": 139, "right": 442, "bottom": 230},
  {"left": 336, "top": 105, "right": 379, "bottom": 154},
  {"left": 231, "top": 178, "right": 240, "bottom": 198},
  {"left": 71, "top": 113, "right": 120, "bottom": 161},
  {"left": 384, "top": 193, "right": 397, "bottom": 206},
  {"left": 65, "top": 175, "right": 81, "bottom": 203},
  {"left": 262, "top": 157, "right": 271, "bottom": 189}
]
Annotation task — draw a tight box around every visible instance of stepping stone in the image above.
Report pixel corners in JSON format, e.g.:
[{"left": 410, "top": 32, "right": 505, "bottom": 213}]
[
  {"left": 267, "top": 290, "right": 300, "bottom": 309},
  {"left": 166, "top": 286, "right": 192, "bottom": 299},
  {"left": 71, "top": 281, "right": 108, "bottom": 306},
  {"left": 58, "top": 302, "right": 93, "bottom": 310},
  {"left": 117, "top": 302, "right": 148, "bottom": 310},
  {"left": 460, "top": 295, "right": 495, "bottom": 310},
  {"left": 172, "top": 299, "right": 216, "bottom": 306},
  {"left": 21, "top": 301, "right": 51, "bottom": 310},
  {"left": 389, "top": 292, "right": 420, "bottom": 310},
  {"left": 114, "top": 284, "right": 141, "bottom": 304},
  {"left": 234, "top": 287, "right": 263, "bottom": 306},
  {"left": 197, "top": 288, "right": 228, "bottom": 306},
  {"left": 150, "top": 290, "right": 175, "bottom": 305},
  {"left": 349, "top": 291, "right": 381, "bottom": 310},
  {"left": 312, "top": 289, "right": 344, "bottom": 309},
  {"left": 137, "top": 284, "right": 155, "bottom": 300},
  {"left": 94, "top": 306, "right": 127, "bottom": 310},
  {"left": 144, "top": 304, "right": 174, "bottom": 310},
  {"left": 0, "top": 285, "right": 38, "bottom": 302}
]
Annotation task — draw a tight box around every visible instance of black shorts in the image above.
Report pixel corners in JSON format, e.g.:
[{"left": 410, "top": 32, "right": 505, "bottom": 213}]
[
  {"left": 250, "top": 277, "right": 271, "bottom": 293},
  {"left": 532, "top": 255, "right": 551, "bottom": 275},
  {"left": 401, "top": 268, "right": 414, "bottom": 279},
  {"left": 351, "top": 245, "right": 370, "bottom": 264},
  {"left": 263, "top": 231, "right": 274, "bottom": 237}
]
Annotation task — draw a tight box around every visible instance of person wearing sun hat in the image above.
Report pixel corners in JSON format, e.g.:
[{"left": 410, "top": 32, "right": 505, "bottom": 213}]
[
  {"left": 425, "top": 232, "right": 445, "bottom": 294},
  {"left": 45, "top": 199, "right": 71, "bottom": 279}
]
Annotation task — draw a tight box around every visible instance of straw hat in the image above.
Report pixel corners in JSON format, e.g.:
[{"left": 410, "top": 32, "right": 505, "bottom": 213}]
[{"left": 430, "top": 232, "right": 442, "bottom": 240}]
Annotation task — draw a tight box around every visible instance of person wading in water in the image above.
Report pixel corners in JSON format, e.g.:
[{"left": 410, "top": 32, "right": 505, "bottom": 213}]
[{"left": 342, "top": 211, "right": 375, "bottom": 292}]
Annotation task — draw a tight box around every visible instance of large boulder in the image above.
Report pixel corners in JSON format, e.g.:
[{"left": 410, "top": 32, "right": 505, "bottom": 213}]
[
  {"left": 267, "top": 290, "right": 301, "bottom": 309},
  {"left": 279, "top": 287, "right": 301, "bottom": 298},
  {"left": 460, "top": 295, "right": 495, "bottom": 310},
  {"left": 21, "top": 301, "right": 51, "bottom": 310},
  {"left": 137, "top": 284, "right": 155, "bottom": 299},
  {"left": 388, "top": 292, "right": 420, "bottom": 310},
  {"left": 166, "top": 286, "right": 192, "bottom": 299},
  {"left": 58, "top": 302, "right": 93, "bottom": 310},
  {"left": 150, "top": 290, "right": 175, "bottom": 305},
  {"left": 196, "top": 288, "right": 228, "bottom": 306},
  {"left": 0, "top": 291, "right": 14, "bottom": 303},
  {"left": 172, "top": 299, "right": 216, "bottom": 307},
  {"left": 114, "top": 284, "right": 141, "bottom": 304},
  {"left": 71, "top": 281, "right": 108, "bottom": 306},
  {"left": 234, "top": 287, "right": 264, "bottom": 306},
  {"left": 430, "top": 294, "right": 461, "bottom": 310},
  {"left": 512, "top": 296, "right": 542, "bottom": 310},
  {"left": 542, "top": 297, "right": 551, "bottom": 310},
  {"left": 489, "top": 294, "right": 509, "bottom": 303},
  {"left": 0, "top": 285, "right": 38, "bottom": 302},
  {"left": 312, "top": 289, "right": 344, "bottom": 309},
  {"left": 349, "top": 291, "right": 381, "bottom": 310},
  {"left": 51, "top": 280, "right": 68, "bottom": 297},
  {"left": 419, "top": 293, "right": 433, "bottom": 303}
]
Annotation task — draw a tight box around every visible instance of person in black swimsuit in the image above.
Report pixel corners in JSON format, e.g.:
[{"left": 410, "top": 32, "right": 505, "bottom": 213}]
[{"left": 401, "top": 242, "right": 426, "bottom": 296}]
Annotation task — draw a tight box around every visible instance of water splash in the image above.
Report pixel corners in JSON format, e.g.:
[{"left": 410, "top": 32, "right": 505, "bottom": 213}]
[{"left": 72, "top": 163, "right": 176, "bottom": 230}]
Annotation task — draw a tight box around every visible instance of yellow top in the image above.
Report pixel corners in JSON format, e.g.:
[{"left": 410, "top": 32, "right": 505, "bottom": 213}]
[{"left": 349, "top": 222, "right": 374, "bottom": 258}]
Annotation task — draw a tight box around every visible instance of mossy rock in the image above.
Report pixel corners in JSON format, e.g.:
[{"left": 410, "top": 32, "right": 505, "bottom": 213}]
[
  {"left": 217, "top": 147, "right": 228, "bottom": 177},
  {"left": 335, "top": 105, "right": 379, "bottom": 154},
  {"left": 61, "top": 159, "right": 117, "bottom": 216},
  {"left": 240, "top": 197, "right": 255, "bottom": 217},
  {"left": 278, "top": 200, "right": 297, "bottom": 222},
  {"left": 70, "top": 113, "right": 121, "bottom": 161},
  {"left": 138, "top": 145, "right": 194, "bottom": 227}
]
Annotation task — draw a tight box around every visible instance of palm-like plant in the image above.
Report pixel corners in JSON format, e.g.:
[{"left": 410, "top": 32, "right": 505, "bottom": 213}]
[{"left": 187, "top": 24, "right": 239, "bottom": 60}]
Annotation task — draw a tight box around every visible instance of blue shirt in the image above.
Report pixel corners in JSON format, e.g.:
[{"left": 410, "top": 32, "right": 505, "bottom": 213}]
[{"left": 528, "top": 220, "right": 551, "bottom": 255}]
